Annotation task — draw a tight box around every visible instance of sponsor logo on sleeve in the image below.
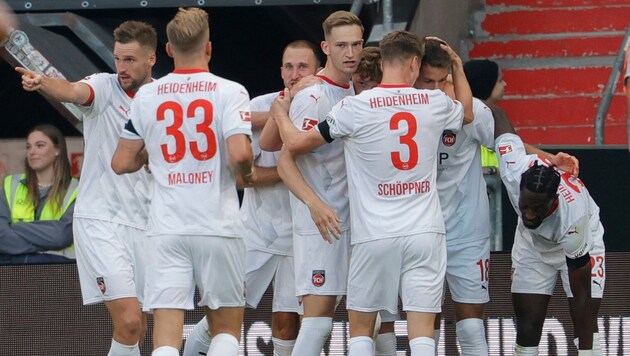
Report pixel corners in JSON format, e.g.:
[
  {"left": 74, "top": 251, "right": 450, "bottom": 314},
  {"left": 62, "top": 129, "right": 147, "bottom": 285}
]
[
  {"left": 442, "top": 130, "right": 456, "bottom": 146},
  {"left": 302, "top": 118, "right": 318, "bottom": 131},
  {"left": 312, "top": 270, "right": 325, "bottom": 287},
  {"left": 239, "top": 111, "right": 251, "bottom": 122},
  {"left": 499, "top": 144, "right": 513, "bottom": 156}
]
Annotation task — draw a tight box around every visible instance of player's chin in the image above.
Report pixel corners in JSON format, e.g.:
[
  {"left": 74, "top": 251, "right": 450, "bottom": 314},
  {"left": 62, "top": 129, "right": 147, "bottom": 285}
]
[{"left": 523, "top": 219, "right": 542, "bottom": 229}]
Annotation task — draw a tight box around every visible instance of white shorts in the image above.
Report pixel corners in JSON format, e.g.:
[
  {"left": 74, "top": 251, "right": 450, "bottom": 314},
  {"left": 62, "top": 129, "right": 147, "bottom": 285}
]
[
  {"left": 512, "top": 231, "right": 605, "bottom": 298},
  {"left": 144, "top": 234, "right": 245, "bottom": 311},
  {"left": 245, "top": 247, "right": 302, "bottom": 314},
  {"left": 347, "top": 233, "right": 446, "bottom": 314},
  {"left": 293, "top": 230, "right": 350, "bottom": 297},
  {"left": 74, "top": 218, "right": 146, "bottom": 305},
  {"left": 445, "top": 238, "right": 490, "bottom": 304}
]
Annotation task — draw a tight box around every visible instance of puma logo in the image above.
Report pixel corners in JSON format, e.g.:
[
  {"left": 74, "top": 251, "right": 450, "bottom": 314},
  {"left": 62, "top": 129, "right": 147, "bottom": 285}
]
[{"left": 119, "top": 105, "right": 130, "bottom": 117}]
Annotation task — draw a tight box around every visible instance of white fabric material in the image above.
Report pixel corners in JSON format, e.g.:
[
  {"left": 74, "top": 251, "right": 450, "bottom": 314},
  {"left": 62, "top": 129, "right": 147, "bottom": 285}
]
[
  {"left": 272, "top": 337, "right": 296, "bottom": 356},
  {"left": 183, "top": 316, "right": 211, "bottom": 356},
  {"left": 574, "top": 332, "right": 602, "bottom": 356},
  {"left": 514, "top": 344, "right": 538, "bottom": 355},
  {"left": 496, "top": 133, "right": 604, "bottom": 258},
  {"left": 288, "top": 75, "right": 354, "bottom": 235},
  {"left": 107, "top": 339, "right": 140, "bottom": 356},
  {"left": 75, "top": 73, "right": 149, "bottom": 229},
  {"left": 126, "top": 71, "right": 251, "bottom": 236},
  {"left": 349, "top": 336, "right": 374, "bottom": 356},
  {"left": 74, "top": 218, "right": 146, "bottom": 305},
  {"left": 455, "top": 318, "right": 489, "bottom": 356},
  {"left": 291, "top": 317, "right": 333, "bottom": 356},
  {"left": 445, "top": 238, "right": 490, "bottom": 304},
  {"left": 241, "top": 92, "right": 293, "bottom": 255},
  {"left": 438, "top": 98, "right": 494, "bottom": 245},
  {"left": 409, "top": 337, "right": 435, "bottom": 356},
  {"left": 151, "top": 346, "right": 179, "bottom": 356},
  {"left": 374, "top": 332, "right": 397, "bottom": 356},
  {"left": 208, "top": 333, "right": 239, "bottom": 356},
  {"left": 326, "top": 85, "right": 463, "bottom": 244}
]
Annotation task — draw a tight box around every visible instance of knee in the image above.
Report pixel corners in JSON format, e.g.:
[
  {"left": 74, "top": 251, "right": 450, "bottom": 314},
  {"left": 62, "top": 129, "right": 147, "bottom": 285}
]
[
  {"left": 516, "top": 318, "right": 543, "bottom": 346},
  {"left": 116, "top": 312, "right": 143, "bottom": 338},
  {"left": 272, "top": 313, "right": 300, "bottom": 340}
]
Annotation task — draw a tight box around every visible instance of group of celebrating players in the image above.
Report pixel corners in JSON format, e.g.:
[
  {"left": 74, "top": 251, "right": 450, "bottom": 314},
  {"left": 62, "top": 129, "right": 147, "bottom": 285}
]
[{"left": 14, "top": 6, "right": 606, "bottom": 356}]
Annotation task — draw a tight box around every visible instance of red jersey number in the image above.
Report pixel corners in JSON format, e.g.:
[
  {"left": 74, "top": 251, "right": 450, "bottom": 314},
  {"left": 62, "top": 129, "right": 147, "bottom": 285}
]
[
  {"left": 390, "top": 112, "right": 418, "bottom": 171},
  {"left": 157, "top": 99, "right": 217, "bottom": 163}
]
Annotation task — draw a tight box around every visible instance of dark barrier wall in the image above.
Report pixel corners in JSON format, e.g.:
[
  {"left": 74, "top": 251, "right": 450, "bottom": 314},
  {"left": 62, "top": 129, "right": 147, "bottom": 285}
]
[
  {"left": 502, "top": 147, "right": 630, "bottom": 251},
  {"left": 1, "top": 253, "right": 629, "bottom": 355}
]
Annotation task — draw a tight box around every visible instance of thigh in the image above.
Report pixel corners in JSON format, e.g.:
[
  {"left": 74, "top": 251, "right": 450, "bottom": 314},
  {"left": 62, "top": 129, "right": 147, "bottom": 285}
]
[
  {"left": 511, "top": 232, "right": 560, "bottom": 296},
  {"left": 74, "top": 218, "right": 141, "bottom": 305},
  {"left": 194, "top": 236, "right": 246, "bottom": 310},
  {"left": 446, "top": 238, "right": 490, "bottom": 304},
  {"left": 293, "top": 231, "right": 350, "bottom": 296}
]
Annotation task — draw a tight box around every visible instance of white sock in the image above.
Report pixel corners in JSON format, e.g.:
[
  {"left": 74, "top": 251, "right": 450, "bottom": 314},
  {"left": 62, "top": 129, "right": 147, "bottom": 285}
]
[
  {"left": 291, "top": 317, "right": 333, "bottom": 356},
  {"left": 108, "top": 339, "right": 140, "bottom": 356},
  {"left": 433, "top": 330, "right": 440, "bottom": 356},
  {"left": 152, "top": 346, "right": 179, "bottom": 356},
  {"left": 514, "top": 344, "right": 538, "bottom": 355},
  {"left": 409, "top": 336, "right": 435, "bottom": 356},
  {"left": 456, "top": 318, "right": 489, "bottom": 355},
  {"left": 574, "top": 332, "right": 601, "bottom": 355},
  {"left": 183, "top": 317, "right": 211, "bottom": 356},
  {"left": 208, "top": 333, "right": 239, "bottom": 356},
  {"left": 272, "top": 337, "right": 296, "bottom": 356},
  {"left": 375, "top": 332, "right": 397, "bottom": 356},
  {"left": 349, "top": 336, "right": 374, "bottom": 356}
]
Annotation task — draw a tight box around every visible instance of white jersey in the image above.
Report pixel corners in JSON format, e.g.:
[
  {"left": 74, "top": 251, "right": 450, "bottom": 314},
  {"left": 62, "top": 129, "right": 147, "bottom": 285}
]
[
  {"left": 74, "top": 73, "right": 149, "bottom": 229},
  {"left": 123, "top": 69, "right": 251, "bottom": 236},
  {"left": 327, "top": 85, "right": 464, "bottom": 244},
  {"left": 496, "top": 133, "right": 604, "bottom": 258},
  {"left": 437, "top": 98, "right": 494, "bottom": 244},
  {"left": 240, "top": 91, "right": 293, "bottom": 255},
  {"left": 288, "top": 75, "right": 354, "bottom": 234}
]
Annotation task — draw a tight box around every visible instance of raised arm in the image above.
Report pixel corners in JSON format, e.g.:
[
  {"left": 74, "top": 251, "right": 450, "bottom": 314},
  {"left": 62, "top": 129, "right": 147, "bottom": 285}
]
[
  {"left": 432, "top": 38, "right": 473, "bottom": 124},
  {"left": 271, "top": 90, "right": 327, "bottom": 155},
  {"left": 15, "top": 67, "right": 92, "bottom": 105},
  {"left": 567, "top": 253, "right": 594, "bottom": 351}
]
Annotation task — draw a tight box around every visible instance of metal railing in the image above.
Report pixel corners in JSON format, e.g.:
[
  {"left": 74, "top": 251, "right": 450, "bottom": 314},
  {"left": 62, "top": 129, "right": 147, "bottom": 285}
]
[{"left": 595, "top": 22, "right": 630, "bottom": 145}]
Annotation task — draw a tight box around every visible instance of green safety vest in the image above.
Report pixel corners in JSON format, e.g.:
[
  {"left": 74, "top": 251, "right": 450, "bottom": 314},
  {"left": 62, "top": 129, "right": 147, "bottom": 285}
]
[{"left": 3, "top": 174, "right": 79, "bottom": 258}]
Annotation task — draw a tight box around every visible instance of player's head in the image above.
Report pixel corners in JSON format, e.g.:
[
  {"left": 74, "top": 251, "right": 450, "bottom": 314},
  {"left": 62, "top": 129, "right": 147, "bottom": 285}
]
[
  {"left": 321, "top": 11, "right": 364, "bottom": 76},
  {"left": 280, "top": 40, "right": 321, "bottom": 89},
  {"left": 415, "top": 37, "right": 452, "bottom": 91},
  {"left": 166, "top": 8, "right": 211, "bottom": 60},
  {"left": 352, "top": 46, "right": 382, "bottom": 94},
  {"left": 464, "top": 59, "right": 506, "bottom": 104},
  {"left": 518, "top": 161, "right": 560, "bottom": 229},
  {"left": 24, "top": 124, "right": 71, "bottom": 212},
  {"left": 379, "top": 30, "right": 423, "bottom": 85},
  {"left": 113, "top": 20, "right": 157, "bottom": 92}
]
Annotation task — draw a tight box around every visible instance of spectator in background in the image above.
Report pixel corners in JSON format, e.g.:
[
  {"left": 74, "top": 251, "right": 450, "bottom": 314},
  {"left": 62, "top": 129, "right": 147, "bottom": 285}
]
[
  {"left": 463, "top": 59, "right": 506, "bottom": 171},
  {"left": 0, "top": 124, "right": 78, "bottom": 264}
]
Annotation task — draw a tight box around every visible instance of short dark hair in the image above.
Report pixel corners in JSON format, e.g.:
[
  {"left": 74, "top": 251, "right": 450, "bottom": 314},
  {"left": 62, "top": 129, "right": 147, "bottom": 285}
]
[
  {"left": 283, "top": 40, "right": 321, "bottom": 68},
  {"left": 520, "top": 161, "right": 560, "bottom": 199},
  {"left": 356, "top": 46, "right": 382, "bottom": 82},
  {"left": 114, "top": 21, "right": 157, "bottom": 51},
  {"left": 379, "top": 30, "right": 423, "bottom": 65},
  {"left": 421, "top": 38, "right": 452, "bottom": 69}
]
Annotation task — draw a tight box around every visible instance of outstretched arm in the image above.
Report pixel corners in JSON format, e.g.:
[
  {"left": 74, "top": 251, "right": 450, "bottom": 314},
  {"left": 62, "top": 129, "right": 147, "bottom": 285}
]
[
  {"left": 567, "top": 254, "right": 594, "bottom": 351},
  {"left": 15, "top": 67, "right": 92, "bottom": 105}
]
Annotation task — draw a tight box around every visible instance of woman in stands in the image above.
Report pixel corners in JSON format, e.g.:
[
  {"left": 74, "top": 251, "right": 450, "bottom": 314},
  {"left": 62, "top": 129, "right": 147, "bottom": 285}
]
[{"left": 0, "top": 124, "right": 78, "bottom": 264}]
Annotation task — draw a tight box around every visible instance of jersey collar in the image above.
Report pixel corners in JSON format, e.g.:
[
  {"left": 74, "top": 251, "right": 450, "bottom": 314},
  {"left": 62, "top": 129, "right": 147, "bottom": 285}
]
[
  {"left": 173, "top": 69, "right": 209, "bottom": 74},
  {"left": 316, "top": 74, "right": 351, "bottom": 89}
]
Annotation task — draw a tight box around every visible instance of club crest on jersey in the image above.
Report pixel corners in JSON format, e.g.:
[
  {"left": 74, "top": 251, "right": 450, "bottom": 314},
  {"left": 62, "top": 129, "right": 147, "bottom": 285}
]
[
  {"left": 499, "top": 144, "right": 513, "bottom": 156},
  {"left": 312, "top": 270, "right": 325, "bottom": 287},
  {"left": 239, "top": 111, "right": 251, "bottom": 122},
  {"left": 96, "top": 277, "right": 106, "bottom": 294},
  {"left": 302, "top": 118, "right": 318, "bottom": 131},
  {"left": 442, "top": 130, "right": 456, "bottom": 146}
]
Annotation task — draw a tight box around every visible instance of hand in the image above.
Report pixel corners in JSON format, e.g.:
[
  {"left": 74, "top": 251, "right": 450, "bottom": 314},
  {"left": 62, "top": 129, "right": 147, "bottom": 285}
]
[
  {"left": 551, "top": 152, "right": 579, "bottom": 177},
  {"left": 290, "top": 75, "right": 322, "bottom": 96},
  {"left": 306, "top": 198, "right": 342, "bottom": 244},
  {"left": 270, "top": 89, "right": 291, "bottom": 120},
  {"left": 15, "top": 67, "right": 43, "bottom": 92}
]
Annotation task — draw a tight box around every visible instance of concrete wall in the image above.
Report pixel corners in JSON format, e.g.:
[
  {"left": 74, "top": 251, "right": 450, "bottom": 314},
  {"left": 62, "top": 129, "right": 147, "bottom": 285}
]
[
  {"left": 0, "top": 137, "right": 84, "bottom": 179},
  {"left": 409, "top": 0, "right": 482, "bottom": 55}
]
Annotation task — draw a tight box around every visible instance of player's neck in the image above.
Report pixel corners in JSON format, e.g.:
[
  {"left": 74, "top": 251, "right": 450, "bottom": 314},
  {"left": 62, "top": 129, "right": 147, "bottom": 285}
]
[
  {"left": 380, "top": 71, "right": 413, "bottom": 87},
  {"left": 173, "top": 57, "right": 210, "bottom": 72},
  {"left": 321, "top": 61, "right": 352, "bottom": 87}
]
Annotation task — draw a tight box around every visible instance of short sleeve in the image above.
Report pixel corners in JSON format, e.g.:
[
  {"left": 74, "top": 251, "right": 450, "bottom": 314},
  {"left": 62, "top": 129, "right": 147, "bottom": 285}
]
[
  {"left": 326, "top": 97, "right": 354, "bottom": 139},
  {"left": 562, "top": 215, "right": 591, "bottom": 259},
  {"left": 78, "top": 73, "right": 112, "bottom": 118},
  {"left": 222, "top": 84, "right": 252, "bottom": 139},
  {"left": 289, "top": 86, "right": 330, "bottom": 132},
  {"left": 442, "top": 93, "right": 465, "bottom": 132}
]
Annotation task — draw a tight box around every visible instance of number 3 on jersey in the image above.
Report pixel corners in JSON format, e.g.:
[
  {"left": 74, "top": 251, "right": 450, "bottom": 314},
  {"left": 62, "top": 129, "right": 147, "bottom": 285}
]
[
  {"left": 390, "top": 112, "right": 418, "bottom": 170},
  {"left": 158, "top": 99, "right": 217, "bottom": 163}
]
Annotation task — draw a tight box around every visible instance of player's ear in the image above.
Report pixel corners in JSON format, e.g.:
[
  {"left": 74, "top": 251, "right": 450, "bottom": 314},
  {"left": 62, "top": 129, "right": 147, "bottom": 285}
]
[
  {"left": 165, "top": 42, "right": 174, "bottom": 58},
  {"left": 149, "top": 52, "right": 156, "bottom": 66},
  {"left": 321, "top": 40, "right": 329, "bottom": 56}
]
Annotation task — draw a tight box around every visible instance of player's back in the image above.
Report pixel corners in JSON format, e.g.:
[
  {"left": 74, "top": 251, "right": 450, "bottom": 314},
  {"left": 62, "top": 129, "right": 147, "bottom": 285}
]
[
  {"left": 329, "top": 85, "right": 464, "bottom": 243},
  {"left": 131, "top": 70, "right": 251, "bottom": 237}
]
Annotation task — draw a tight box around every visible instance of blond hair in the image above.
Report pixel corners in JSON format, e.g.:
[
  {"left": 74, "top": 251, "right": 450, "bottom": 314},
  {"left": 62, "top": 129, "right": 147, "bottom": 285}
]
[
  {"left": 166, "top": 7, "right": 209, "bottom": 53},
  {"left": 322, "top": 11, "right": 363, "bottom": 38}
]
